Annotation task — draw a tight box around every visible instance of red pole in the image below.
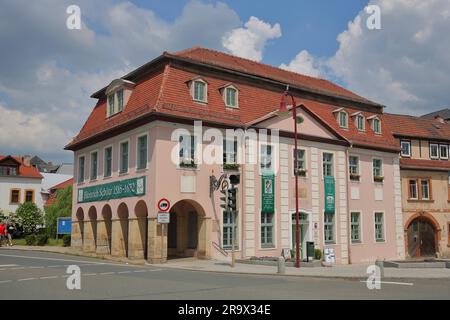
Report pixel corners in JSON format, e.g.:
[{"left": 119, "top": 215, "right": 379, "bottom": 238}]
[{"left": 290, "top": 93, "right": 300, "bottom": 268}]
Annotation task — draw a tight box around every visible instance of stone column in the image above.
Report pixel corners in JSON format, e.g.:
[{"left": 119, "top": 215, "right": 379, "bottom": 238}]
[
  {"left": 147, "top": 218, "right": 167, "bottom": 263},
  {"left": 83, "top": 220, "right": 96, "bottom": 253},
  {"left": 111, "top": 218, "right": 128, "bottom": 257},
  {"left": 96, "top": 220, "right": 111, "bottom": 255},
  {"left": 71, "top": 220, "right": 83, "bottom": 251},
  {"left": 198, "top": 217, "right": 212, "bottom": 259},
  {"left": 128, "top": 217, "right": 147, "bottom": 260}
]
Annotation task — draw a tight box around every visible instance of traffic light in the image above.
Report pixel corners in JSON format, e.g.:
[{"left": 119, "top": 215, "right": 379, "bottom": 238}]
[
  {"left": 220, "top": 189, "right": 228, "bottom": 212},
  {"left": 227, "top": 187, "right": 237, "bottom": 213}
]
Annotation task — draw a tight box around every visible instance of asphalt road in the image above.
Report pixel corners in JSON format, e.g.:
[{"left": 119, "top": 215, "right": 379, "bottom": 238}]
[{"left": 0, "top": 249, "right": 449, "bottom": 300}]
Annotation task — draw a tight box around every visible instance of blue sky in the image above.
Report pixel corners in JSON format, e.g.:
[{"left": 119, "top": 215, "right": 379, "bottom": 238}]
[{"left": 1, "top": 0, "right": 449, "bottom": 164}]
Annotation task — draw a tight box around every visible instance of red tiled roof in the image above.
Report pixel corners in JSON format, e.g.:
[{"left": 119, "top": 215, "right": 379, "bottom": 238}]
[
  {"left": 67, "top": 47, "right": 393, "bottom": 151},
  {"left": 400, "top": 158, "right": 450, "bottom": 171},
  {"left": 45, "top": 178, "right": 73, "bottom": 206},
  {"left": 170, "top": 47, "right": 377, "bottom": 105},
  {"left": 384, "top": 113, "right": 450, "bottom": 140},
  {"left": 0, "top": 155, "right": 43, "bottom": 179}
]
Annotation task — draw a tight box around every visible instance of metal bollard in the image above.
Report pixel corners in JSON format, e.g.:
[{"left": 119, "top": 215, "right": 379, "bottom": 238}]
[
  {"left": 375, "top": 259, "right": 384, "bottom": 278},
  {"left": 277, "top": 256, "right": 286, "bottom": 274}
]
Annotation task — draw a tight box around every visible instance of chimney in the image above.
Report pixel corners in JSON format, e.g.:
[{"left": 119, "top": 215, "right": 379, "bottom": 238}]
[
  {"left": 434, "top": 115, "right": 445, "bottom": 124},
  {"left": 23, "top": 155, "right": 31, "bottom": 166}
]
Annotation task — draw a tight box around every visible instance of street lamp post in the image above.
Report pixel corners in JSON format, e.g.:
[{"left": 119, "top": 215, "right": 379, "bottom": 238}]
[{"left": 279, "top": 87, "right": 301, "bottom": 268}]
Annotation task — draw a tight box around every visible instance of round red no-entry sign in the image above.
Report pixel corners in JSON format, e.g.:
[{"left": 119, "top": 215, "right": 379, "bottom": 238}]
[{"left": 157, "top": 198, "right": 170, "bottom": 212}]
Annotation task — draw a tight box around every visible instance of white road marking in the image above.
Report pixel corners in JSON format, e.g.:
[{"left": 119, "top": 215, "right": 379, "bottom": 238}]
[
  {"left": 0, "top": 253, "right": 110, "bottom": 265},
  {"left": 47, "top": 265, "right": 63, "bottom": 268},
  {"left": 148, "top": 269, "right": 163, "bottom": 272},
  {"left": 83, "top": 273, "right": 97, "bottom": 276},
  {"left": 0, "top": 280, "right": 12, "bottom": 283},
  {"left": 99, "top": 272, "right": 115, "bottom": 275},
  {"left": 360, "top": 280, "right": 414, "bottom": 286},
  {"left": 117, "top": 271, "right": 131, "bottom": 274},
  {"left": 133, "top": 270, "right": 146, "bottom": 273},
  {"left": 10, "top": 267, "right": 25, "bottom": 270},
  {"left": 29, "top": 266, "right": 44, "bottom": 269},
  {"left": 39, "top": 276, "right": 58, "bottom": 280},
  {"left": 18, "top": 278, "right": 36, "bottom": 282},
  {"left": 0, "top": 264, "right": 18, "bottom": 267}
]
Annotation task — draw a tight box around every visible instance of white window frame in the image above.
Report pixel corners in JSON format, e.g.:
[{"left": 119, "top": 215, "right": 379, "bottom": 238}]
[
  {"left": 291, "top": 146, "right": 307, "bottom": 178},
  {"left": 348, "top": 155, "right": 360, "bottom": 181},
  {"left": 338, "top": 111, "right": 348, "bottom": 129},
  {"left": 117, "top": 89, "right": 124, "bottom": 112},
  {"left": 77, "top": 154, "right": 86, "bottom": 184},
  {"left": 439, "top": 144, "right": 448, "bottom": 160},
  {"left": 192, "top": 79, "right": 207, "bottom": 103},
  {"left": 372, "top": 117, "right": 381, "bottom": 134},
  {"left": 90, "top": 150, "right": 98, "bottom": 181},
  {"left": 259, "top": 142, "right": 277, "bottom": 176},
  {"left": 119, "top": 139, "right": 130, "bottom": 174},
  {"left": 372, "top": 158, "right": 383, "bottom": 182},
  {"left": 400, "top": 140, "right": 411, "bottom": 157},
  {"left": 350, "top": 211, "right": 362, "bottom": 244},
  {"left": 429, "top": 143, "right": 439, "bottom": 159},
  {"left": 136, "top": 133, "right": 149, "bottom": 170},
  {"left": 223, "top": 138, "right": 238, "bottom": 166},
  {"left": 260, "top": 210, "right": 276, "bottom": 249},
  {"left": 107, "top": 94, "right": 115, "bottom": 117},
  {"left": 178, "top": 133, "right": 198, "bottom": 169},
  {"left": 373, "top": 211, "right": 385, "bottom": 242},
  {"left": 420, "top": 179, "right": 430, "bottom": 200},
  {"left": 103, "top": 145, "right": 113, "bottom": 178},
  {"left": 224, "top": 86, "right": 238, "bottom": 108},
  {"left": 324, "top": 212, "right": 335, "bottom": 244},
  {"left": 356, "top": 115, "right": 365, "bottom": 131},
  {"left": 322, "top": 151, "right": 335, "bottom": 179},
  {"left": 222, "top": 210, "right": 239, "bottom": 250},
  {"left": 408, "top": 179, "right": 419, "bottom": 200}
]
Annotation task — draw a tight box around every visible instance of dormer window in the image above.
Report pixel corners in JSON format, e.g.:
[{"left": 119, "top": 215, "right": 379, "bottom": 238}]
[
  {"left": 356, "top": 115, "right": 365, "bottom": 131},
  {"left": 225, "top": 87, "right": 238, "bottom": 108},
  {"left": 105, "top": 79, "right": 135, "bottom": 118},
  {"left": 339, "top": 111, "right": 348, "bottom": 128},
  {"left": 373, "top": 118, "right": 381, "bottom": 134},
  {"left": 193, "top": 79, "right": 207, "bottom": 103}
]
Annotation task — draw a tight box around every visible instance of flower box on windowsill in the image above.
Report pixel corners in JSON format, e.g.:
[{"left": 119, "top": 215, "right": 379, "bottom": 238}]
[
  {"left": 294, "top": 168, "right": 307, "bottom": 177},
  {"left": 373, "top": 176, "right": 384, "bottom": 183},
  {"left": 349, "top": 174, "right": 360, "bottom": 181},
  {"left": 223, "top": 163, "right": 240, "bottom": 171},
  {"left": 179, "top": 161, "right": 197, "bottom": 169}
]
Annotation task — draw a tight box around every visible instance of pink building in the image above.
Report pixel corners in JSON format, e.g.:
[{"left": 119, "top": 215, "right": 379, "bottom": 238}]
[{"left": 66, "top": 47, "right": 405, "bottom": 264}]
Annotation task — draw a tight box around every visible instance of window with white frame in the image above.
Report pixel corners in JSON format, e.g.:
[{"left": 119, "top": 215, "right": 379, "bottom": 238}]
[
  {"left": 137, "top": 135, "right": 148, "bottom": 170},
  {"left": 374, "top": 212, "right": 384, "bottom": 242},
  {"left": 117, "top": 89, "right": 123, "bottom": 112},
  {"left": 401, "top": 140, "right": 411, "bottom": 157},
  {"left": 108, "top": 95, "right": 114, "bottom": 116},
  {"left": 421, "top": 179, "right": 430, "bottom": 200},
  {"left": 372, "top": 118, "right": 381, "bottom": 134},
  {"left": 223, "top": 138, "right": 238, "bottom": 165},
  {"left": 429, "top": 143, "right": 439, "bottom": 159},
  {"left": 223, "top": 210, "right": 238, "bottom": 249},
  {"left": 409, "top": 179, "right": 418, "bottom": 199},
  {"left": 324, "top": 213, "right": 335, "bottom": 243},
  {"left": 293, "top": 149, "right": 306, "bottom": 176},
  {"left": 225, "top": 87, "right": 238, "bottom": 108},
  {"left": 90, "top": 151, "right": 98, "bottom": 181},
  {"left": 440, "top": 144, "right": 448, "bottom": 159},
  {"left": 372, "top": 158, "right": 383, "bottom": 181},
  {"left": 323, "top": 153, "right": 334, "bottom": 177},
  {"left": 104, "top": 147, "right": 112, "bottom": 177},
  {"left": 260, "top": 144, "right": 273, "bottom": 172},
  {"left": 78, "top": 156, "right": 85, "bottom": 183},
  {"left": 261, "top": 212, "right": 274, "bottom": 248},
  {"left": 350, "top": 212, "right": 361, "bottom": 243},
  {"left": 356, "top": 115, "right": 365, "bottom": 131},
  {"left": 193, "top": 80, "right": 207, "bottom": 102},
  {"left": 349, "top": 155, "right": 359, "bottom": 181},
  {"left": 179, "top": 134, "right": 197, "bottom": 167},
  {"left": 107, "top": 90, "right": 125, "bottom": 117},
  {"left": 339, "top": 111, "right": 348, "bottom": 128},
  {"left": 119, "top": 141, "right": 129, "bottom": 174}
]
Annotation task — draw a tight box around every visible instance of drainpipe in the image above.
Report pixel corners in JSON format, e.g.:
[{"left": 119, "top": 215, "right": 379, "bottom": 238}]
[
  {"left": 240, "top": 139, "right": 246, "bottom": 260},
  {"left": 345, "top": 146, "right": 353, "bottom": 264}
]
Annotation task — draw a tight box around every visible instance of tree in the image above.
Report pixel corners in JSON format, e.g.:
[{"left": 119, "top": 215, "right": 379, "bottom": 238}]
[
  {"left": 15, "top": 202, "right": 44, "bottom": 234},
  {"left": 44, "top": 185, "right": 72, "bottom": 238}
]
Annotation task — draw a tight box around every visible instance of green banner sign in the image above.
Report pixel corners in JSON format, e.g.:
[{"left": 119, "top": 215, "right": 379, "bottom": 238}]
[
  {"left": 77, "top": 176, "right": 146, "bottom": 203},
  {"left": 324, "top": 176, "right": 335, "bottom": 214},
  {"left": 261, "top": 175, "right": 275, "bottom": 213}
]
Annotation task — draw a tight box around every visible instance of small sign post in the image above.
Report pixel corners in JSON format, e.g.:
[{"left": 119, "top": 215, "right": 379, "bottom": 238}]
[
  {"left": 157, "top": 199, "right": 171, "bottom": 262},
  {"left": 56, "top": 217, "right": 72, "bottom": 242}
]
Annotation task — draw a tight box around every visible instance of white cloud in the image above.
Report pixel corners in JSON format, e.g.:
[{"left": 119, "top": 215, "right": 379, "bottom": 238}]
[
  {"left": 222, "top": 16, "right": 281, "bottom": 62},
  {"left": 279, "top": 50, "right": 322, "bottom": 77}
]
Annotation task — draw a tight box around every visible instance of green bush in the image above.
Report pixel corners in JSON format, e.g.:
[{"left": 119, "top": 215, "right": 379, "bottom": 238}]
[
  {"left": 36, "top": 234, "right": 49, "bottom": 246},
  {"left": 314, "top": 248, "right": 322, "bottom": 260},
  {"left": 25, "top": 234, "right": 37, "bottom": 245},
  {"left": 62, "top": 234, "right": 71, "bottom": 247}
]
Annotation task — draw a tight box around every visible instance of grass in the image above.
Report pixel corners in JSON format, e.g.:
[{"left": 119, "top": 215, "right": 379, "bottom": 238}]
[{"left": 12, "top": 237, "right": 64, "bottom": 247}]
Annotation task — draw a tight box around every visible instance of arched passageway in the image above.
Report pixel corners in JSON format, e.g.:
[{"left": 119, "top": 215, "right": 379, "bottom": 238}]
[
  {"left": 83, "top": 206, "right": 97, "bottom": 252},
  {"left": 112, "top": 203, "right": 129, "bottom": 257},
  {"left": 73, "top": 207, "right": 85, "bottom": 249},
  {"left": 405, "top": 212, "right": 440, "bottom": 258},
  {"left": 128, "top": 200, "right": 148, "bottom": 260},
  {"left": 96, "top": 204, "right": 112, "bottom": 255}
]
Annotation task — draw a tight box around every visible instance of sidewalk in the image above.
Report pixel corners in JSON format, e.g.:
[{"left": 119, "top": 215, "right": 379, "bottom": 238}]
[{"left": 3, "top": 246, "right": 450, "bottom": 279}]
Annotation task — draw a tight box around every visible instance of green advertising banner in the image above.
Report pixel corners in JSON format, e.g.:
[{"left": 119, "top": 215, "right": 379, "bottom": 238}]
[
  {"left": 77, "top": 176, "right": 146, "bottom": 203},
  {"left": 261, "top": 175, "right": 275, "bottom": 213},
  {"left": 324, "top": 176, "right": 335, "bottom": 214}
]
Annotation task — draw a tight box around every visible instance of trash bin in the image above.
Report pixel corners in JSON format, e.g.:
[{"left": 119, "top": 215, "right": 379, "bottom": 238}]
[{"left": 306, "top": 241, "right": 315, "bottom": 262}]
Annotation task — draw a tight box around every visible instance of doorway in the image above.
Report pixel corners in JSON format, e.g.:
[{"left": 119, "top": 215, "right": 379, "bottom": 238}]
[
  {"left": 407, "top": 217, "right": 437, "bottom": 258},
  {"left": 291, "top": 212, "right": 309, "bottom": 260}
]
